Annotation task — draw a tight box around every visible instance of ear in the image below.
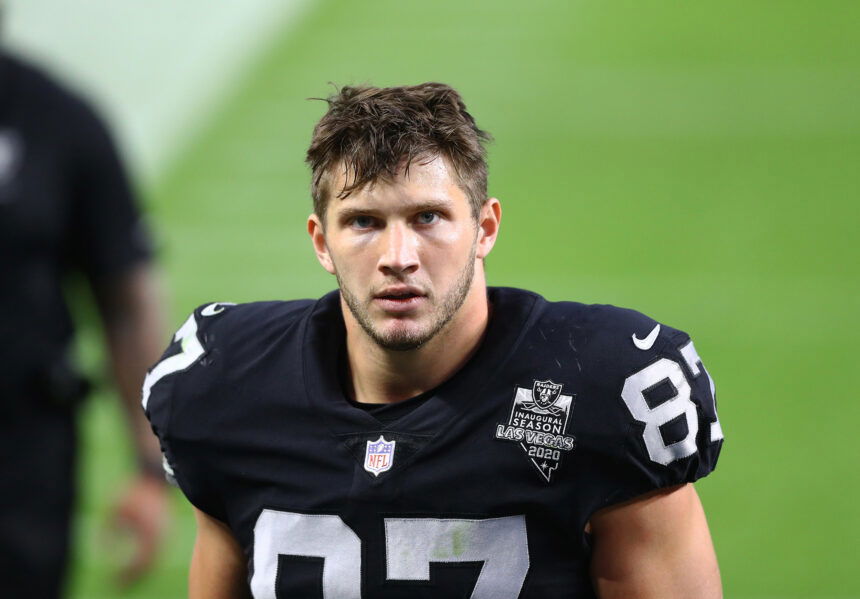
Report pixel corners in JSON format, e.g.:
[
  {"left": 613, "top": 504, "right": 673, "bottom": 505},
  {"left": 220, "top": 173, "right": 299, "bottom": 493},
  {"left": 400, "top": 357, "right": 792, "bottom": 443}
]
[
  {"left": 307, "top": 213, "right": 336, "bottom": 274},
  {"left": 475, "top": 197, "right": 502, "bottom": 260}
]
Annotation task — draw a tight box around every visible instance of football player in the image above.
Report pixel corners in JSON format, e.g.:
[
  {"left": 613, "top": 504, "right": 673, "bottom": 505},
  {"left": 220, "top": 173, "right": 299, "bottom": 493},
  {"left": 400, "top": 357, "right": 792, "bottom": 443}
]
[{"left": 143, "top": 83, "right": 723, "bottom": 598}]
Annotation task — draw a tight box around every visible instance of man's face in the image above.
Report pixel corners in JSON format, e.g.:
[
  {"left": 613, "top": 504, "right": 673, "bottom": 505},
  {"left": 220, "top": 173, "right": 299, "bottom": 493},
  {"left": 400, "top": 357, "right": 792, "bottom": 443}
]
[{"left": 309, "top": 156, "right": 490, "bottom": 351}]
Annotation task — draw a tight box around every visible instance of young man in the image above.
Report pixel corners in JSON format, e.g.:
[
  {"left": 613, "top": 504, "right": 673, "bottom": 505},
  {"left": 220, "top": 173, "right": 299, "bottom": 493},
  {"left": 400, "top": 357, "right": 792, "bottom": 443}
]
[{"left": 143, "top": 83, "right": 724, "bottom": 598}]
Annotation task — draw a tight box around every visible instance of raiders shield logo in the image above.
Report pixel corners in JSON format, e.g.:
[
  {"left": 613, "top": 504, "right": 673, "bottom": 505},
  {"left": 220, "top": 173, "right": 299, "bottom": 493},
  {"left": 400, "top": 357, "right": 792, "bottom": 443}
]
[{"left": 532, "top": 379, "right": 563, "bottom": 409}]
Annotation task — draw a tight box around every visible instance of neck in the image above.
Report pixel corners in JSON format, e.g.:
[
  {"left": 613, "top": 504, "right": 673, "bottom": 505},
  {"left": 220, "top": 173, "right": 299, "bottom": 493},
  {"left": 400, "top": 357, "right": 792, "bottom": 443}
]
[{"left": 342, "top": 276, "right": 490, "bottom": 405}]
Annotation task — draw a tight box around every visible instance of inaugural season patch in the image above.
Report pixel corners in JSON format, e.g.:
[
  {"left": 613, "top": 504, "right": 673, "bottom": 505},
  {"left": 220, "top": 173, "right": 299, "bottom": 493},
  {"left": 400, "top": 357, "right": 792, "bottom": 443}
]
[{"left": 495, "top": 380, "right": 576, "bottom": 482}]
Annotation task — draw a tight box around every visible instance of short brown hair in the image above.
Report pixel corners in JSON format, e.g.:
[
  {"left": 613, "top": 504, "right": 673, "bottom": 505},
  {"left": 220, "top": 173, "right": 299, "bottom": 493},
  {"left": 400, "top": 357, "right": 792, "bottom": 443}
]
[{"left": 306, "top": 82, "right": 491, "bottom": 222}]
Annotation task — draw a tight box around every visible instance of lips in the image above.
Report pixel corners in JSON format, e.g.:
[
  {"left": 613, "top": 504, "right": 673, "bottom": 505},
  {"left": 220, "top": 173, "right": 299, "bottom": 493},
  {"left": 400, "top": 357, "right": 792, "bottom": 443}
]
[
  {"left": 374, "top": 286, "right": 425, "bottom": 301},
  {"left": 373, "top": 286, "right": 426, "bottom": 313}
]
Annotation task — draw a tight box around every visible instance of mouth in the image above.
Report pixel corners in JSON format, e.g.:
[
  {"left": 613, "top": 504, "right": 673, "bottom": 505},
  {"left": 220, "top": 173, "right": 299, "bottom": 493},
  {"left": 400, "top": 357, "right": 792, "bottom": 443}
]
[{"left": 373, "top": 287, "right": 426, "bottom": 312}]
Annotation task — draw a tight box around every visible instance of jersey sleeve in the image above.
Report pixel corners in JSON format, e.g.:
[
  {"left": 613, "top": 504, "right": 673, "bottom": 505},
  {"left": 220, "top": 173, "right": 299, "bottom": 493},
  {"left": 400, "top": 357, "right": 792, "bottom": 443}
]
[
  {"left": 577, "top": 306, "right": 724, "bottom": 514},
  {"left": 66, "top": 98, "right": 153, "bottom": 279},
  {"left": 142, "top": 303, "right": 234, "bottom": 522}
]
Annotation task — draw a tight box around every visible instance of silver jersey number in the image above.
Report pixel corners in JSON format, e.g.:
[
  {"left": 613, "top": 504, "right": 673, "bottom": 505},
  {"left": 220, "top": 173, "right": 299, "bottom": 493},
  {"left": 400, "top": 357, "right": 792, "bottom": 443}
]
[
  {"left": 250, "top": 511, "right": 529, "bottom": 599},
  {"left": 621, "top": 340, "right": 723, "bottom": 465}
]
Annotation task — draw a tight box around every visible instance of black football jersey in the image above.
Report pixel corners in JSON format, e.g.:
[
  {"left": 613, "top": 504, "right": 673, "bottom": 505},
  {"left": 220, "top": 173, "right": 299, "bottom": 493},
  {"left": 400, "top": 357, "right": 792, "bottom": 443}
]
[{"left": 143, "top": 287, "right": 723, "bottom": 598}]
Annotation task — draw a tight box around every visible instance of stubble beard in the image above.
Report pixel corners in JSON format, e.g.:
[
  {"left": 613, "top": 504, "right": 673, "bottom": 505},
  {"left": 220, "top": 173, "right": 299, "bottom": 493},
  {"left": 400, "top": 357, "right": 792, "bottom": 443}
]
[{"left": 337, "top": 243, "right": 478, "bottom": 352}]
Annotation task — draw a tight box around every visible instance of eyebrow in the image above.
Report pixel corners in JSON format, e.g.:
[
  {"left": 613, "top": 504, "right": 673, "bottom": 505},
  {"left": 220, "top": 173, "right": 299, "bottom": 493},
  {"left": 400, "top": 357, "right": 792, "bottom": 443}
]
[{"left": 335, "top": 199, "right": 453, "bottom": 222}]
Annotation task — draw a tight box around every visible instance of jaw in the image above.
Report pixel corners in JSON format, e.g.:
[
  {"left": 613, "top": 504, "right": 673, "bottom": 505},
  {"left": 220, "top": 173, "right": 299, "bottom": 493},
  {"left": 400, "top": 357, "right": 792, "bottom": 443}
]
[
  {"left": 345, "top": 296, "right": 441, "bottom": 352},
  {"left": 351, "top": 260, "right": 488, "bottom": 352},
  {"left": 339, "top": 261, "right": 490, "bottom": 402},
  {"left": 336, "top": 229, "right": 488, "bottom": 341}
]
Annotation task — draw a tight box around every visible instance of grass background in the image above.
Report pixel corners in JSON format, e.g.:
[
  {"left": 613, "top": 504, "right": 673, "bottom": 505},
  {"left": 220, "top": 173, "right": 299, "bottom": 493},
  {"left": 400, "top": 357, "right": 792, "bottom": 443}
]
[{"left": 67, "top": 0, "right": 859, "bottom": 597}]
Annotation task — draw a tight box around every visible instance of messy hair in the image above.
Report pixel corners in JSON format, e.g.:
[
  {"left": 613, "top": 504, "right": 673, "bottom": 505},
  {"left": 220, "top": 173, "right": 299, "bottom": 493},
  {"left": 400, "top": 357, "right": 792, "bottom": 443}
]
[{"left": 306, "top": 82, "right": 491, "bottom": 222}]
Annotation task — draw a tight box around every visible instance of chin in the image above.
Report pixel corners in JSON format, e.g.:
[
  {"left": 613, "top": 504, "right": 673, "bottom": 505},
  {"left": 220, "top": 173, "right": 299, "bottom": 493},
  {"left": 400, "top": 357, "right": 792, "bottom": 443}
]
[{"left": 373, "top": 323, "right": 434, "bottom": 351}]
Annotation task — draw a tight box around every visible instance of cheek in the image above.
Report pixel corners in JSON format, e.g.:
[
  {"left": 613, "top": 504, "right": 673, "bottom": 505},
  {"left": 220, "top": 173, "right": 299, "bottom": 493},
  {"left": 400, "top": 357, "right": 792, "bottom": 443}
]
[
  {"left": 424, "top": 220, "right": 475, "bottom": 249},
  {"left": 344, "top": 234, "right": 389, "bottom": 273},
  {"left": 330, "top": 235, "right": 376, "bottom": 269},
  {"left": 420, "top": 227, "right": 476, "bottom": 269}
]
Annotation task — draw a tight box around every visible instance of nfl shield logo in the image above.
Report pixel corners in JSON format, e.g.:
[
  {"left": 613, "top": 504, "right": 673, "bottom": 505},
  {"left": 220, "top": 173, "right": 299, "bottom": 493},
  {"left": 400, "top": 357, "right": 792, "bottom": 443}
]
[
  {"left": 364, "top": 435, "right": 395, "bottom": 476},
  {"left": 532, "top": 380, "right": 563, "bottom": 409}
]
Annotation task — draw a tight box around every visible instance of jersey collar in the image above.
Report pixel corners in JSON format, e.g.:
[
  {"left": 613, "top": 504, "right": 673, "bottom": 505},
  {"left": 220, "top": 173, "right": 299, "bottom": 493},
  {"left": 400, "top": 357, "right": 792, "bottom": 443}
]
[{"left": 301, "top": 287, "right": 541, "bottom": 438}]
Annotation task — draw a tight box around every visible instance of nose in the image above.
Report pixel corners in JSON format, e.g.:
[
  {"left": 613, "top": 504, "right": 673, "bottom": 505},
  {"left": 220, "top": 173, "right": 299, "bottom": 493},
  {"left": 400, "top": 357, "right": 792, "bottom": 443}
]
[{"left": 378, "top": 221, "right": 419, "bottom": 276}]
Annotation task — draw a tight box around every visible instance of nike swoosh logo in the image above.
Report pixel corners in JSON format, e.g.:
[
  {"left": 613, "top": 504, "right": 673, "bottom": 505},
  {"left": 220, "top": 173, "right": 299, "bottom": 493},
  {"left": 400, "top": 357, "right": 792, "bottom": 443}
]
[
  {"left": 201, "top": 302, "right": 235, "bottom": 317},
  {"left": 632, "top": 324, "right": 660, "bottom": 351}
]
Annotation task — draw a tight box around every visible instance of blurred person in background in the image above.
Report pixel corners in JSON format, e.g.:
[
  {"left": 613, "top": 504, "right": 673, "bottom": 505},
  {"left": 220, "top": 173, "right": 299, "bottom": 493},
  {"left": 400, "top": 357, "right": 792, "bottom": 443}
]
[{"left": 0, "top": 46, "right": 169, "bottom": 597}]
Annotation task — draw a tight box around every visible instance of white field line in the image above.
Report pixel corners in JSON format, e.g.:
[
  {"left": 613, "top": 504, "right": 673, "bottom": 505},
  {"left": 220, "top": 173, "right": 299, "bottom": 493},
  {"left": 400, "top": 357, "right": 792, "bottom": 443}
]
[{"left": 3, "top": 0, "right": 318, "bottom": 184}]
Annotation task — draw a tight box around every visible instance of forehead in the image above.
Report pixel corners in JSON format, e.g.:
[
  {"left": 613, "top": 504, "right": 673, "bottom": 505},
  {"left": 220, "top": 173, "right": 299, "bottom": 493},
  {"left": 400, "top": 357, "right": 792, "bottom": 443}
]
[{"left": 328, "top": 155, "right": 469, "bottom": 213}]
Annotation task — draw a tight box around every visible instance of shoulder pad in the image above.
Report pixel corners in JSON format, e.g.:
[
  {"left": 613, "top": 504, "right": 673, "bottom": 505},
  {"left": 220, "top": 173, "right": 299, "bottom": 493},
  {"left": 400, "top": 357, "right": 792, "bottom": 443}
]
[
  {"left": 140, "top": 299, "right": 312, "bottom": 519},
  {"left": 142, "top": 302, "right": 234, "bottom": 416},
  {"left": 143, "top": 299, "right": 313, "bottom": 423},
  {"left": 573, "top": 304, "right": 723, "bottom": 509}
]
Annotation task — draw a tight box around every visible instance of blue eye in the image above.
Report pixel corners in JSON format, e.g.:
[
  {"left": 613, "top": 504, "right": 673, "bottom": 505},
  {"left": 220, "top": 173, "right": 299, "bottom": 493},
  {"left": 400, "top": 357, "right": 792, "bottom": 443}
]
[
  {"left": 417, "top": 212, "right": 439, "bottom": 225},
  {"left": 351, "top": 215, "right": 375, "bottom": 229}
]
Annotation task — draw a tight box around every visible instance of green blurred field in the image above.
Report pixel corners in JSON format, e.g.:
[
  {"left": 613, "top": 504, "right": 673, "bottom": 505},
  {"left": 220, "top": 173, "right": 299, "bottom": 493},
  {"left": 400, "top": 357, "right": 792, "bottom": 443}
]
[{"left": 67, "top": 0, "right": 859, "bottom": 597}]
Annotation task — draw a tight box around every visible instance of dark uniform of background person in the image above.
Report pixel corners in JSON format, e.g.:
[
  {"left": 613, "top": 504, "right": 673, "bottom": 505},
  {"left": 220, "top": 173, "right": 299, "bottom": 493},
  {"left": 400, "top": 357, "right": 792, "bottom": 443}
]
[{"left": 0, "top": 48, "right": 169, "bottom": 597}]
